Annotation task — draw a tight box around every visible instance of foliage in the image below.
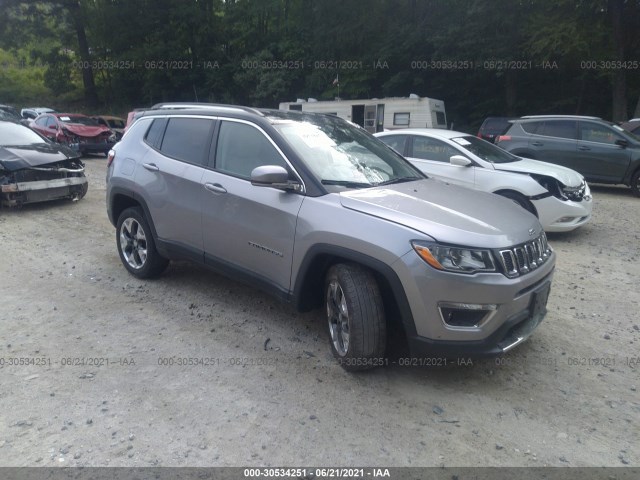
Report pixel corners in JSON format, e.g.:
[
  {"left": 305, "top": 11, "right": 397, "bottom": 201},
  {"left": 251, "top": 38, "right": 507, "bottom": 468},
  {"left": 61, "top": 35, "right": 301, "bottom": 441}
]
[{"left": 0, "top": 0, "right": 638, "bottom": 129}]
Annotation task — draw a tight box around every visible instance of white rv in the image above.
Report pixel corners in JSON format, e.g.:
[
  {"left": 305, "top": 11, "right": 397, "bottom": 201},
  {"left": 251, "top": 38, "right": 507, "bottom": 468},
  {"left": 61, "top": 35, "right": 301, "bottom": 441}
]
[{"left": 278, "top": 95, "right": 447, "bottom": 133}]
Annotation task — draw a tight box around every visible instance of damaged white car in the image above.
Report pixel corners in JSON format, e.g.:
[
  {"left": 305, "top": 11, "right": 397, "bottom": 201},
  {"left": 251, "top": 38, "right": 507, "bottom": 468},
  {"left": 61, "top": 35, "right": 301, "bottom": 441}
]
[
  {"left": 0, "top": 120, "right": 88, "bottom": 207},
  {"left": 376, "top": 129, "right": 592, "bottom": 232}
]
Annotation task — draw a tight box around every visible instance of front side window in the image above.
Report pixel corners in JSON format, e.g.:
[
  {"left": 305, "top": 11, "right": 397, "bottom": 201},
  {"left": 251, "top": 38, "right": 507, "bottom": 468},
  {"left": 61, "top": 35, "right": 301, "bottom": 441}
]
[
  {"left": 411, "top": 136, "right": 459, "bottom": 163},
  {"left": 35, "top": 116, "right": 48, "bottom": 127},
  {"left": 580, "top": 122, "right": 623, "bottom": 145},
  {"left": 215, "top": 121, "right": 287, "bottom": 178},
  {"left": 159, "top": 117, "right": 213, "bottom": 165}
]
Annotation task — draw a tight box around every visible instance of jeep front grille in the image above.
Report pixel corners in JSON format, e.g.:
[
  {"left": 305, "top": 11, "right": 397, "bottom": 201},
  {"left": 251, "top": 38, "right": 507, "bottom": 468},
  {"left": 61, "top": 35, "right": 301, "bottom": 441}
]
[{"left": 497, "top": 233, "right": 551, "bottom": 278}]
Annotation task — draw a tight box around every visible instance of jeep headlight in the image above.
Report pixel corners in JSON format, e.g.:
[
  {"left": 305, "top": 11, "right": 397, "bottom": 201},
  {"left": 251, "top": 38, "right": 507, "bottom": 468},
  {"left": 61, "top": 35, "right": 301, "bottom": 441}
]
[{"left": 412, "top": 241, "right": 496, "bottom": 274}]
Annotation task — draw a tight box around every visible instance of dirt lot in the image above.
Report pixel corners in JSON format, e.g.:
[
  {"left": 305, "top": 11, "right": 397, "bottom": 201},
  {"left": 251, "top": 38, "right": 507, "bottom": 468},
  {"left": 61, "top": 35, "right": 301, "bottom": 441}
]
[{"left": 0, "top": 157, "right": 638, "bottom": 468}]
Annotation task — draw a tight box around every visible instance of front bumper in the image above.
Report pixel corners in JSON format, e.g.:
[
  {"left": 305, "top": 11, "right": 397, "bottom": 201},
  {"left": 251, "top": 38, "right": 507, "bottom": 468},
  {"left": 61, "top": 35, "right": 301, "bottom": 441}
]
[
  {"left": 406, "top": 278, "right": 552, "bottom": 357},
  {"left": 396, "top": 246, "right": 555, "bottom": 357},
  {"left": 533, "top": 190, "right": 593, "bottom": 233},
  {"left": 1, "top": 176, "right": 88, "bottom": 206}
]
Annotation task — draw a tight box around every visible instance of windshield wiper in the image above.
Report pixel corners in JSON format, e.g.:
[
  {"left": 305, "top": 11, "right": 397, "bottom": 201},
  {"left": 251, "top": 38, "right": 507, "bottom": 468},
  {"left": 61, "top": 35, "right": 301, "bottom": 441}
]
[
  {"left": 321, "top": 179, "right": 372, "bottom": 188},
  {"left": 375, "top": 176, "right": 421, "bottom": 186}
]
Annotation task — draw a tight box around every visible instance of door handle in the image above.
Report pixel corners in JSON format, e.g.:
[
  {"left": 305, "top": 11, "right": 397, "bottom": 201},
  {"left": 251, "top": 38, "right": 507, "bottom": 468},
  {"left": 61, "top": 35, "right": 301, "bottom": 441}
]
[
  {"left": 531, "top": 142, "right": 544, "bottom": 147},
  {"left": 578, "top": 146, "right": 591, "bottom": 151},
  {"left": 204, "top": 182, "right": 227, "bottom": 194},
  {"left": 142, "top": 163, "right": 159, "bottom": 172}
]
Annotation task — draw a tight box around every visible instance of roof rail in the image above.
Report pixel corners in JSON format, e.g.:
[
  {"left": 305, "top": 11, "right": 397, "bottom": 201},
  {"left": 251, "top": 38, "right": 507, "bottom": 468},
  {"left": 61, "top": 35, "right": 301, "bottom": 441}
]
[
  {"left": 150, "top": 102, "right": 264, "bottom": 116},
  {"left": 520, "top": 115, "right": 601, "bottom": 120}
]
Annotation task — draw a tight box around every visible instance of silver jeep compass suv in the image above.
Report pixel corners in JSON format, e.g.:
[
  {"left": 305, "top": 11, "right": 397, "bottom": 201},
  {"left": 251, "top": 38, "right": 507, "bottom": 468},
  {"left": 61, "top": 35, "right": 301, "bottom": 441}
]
[{"left": 106, "top": 104, "right": 555, "bottom": 370}]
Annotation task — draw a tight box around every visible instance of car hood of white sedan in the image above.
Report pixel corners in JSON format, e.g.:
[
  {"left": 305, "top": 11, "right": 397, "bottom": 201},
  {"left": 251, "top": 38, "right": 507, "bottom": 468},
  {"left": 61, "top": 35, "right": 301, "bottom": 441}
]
[{"left": 493, "top": 158, "right": 583, "bottom": 187}]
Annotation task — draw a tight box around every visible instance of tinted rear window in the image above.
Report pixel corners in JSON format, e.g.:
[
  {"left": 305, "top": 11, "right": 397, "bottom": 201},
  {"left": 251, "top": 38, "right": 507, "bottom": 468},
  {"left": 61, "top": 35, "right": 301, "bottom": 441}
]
[
  {"left": 538, "top": 120, "right": 577, "bottom": 139},
  {"left": 159, "top": 118, "right": 214, "bottom": 165}
]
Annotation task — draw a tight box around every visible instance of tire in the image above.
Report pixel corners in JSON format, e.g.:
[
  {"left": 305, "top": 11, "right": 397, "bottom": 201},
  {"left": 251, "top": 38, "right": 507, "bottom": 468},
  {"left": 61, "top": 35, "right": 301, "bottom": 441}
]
[
  {"left": 324, "top": 263, "right": 386, "bottom": 371},
  {"left": 497, "top": 191, "right": 537, "bottom": 217},
  {"left": 631, "top": 170, "right": 640, "bottom": 197},
  {"left": 116, "top": 207, "right": 168, "bottom": 278}
]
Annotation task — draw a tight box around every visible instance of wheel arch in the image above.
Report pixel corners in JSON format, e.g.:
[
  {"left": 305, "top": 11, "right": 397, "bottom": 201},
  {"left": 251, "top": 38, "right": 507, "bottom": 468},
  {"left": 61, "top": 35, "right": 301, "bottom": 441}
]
[
  {"left": 292, "top": 244, "right": 417, "bottom": 337},
  {"left": 108, "top": 188, "right": 159, "bottom": 240},
  {"left": 493, "top": 189, "right": 539, "bottom": 217}
]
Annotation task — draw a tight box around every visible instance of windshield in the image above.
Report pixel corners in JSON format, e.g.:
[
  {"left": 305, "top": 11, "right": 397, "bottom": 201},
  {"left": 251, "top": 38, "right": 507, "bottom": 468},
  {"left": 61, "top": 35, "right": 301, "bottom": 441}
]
[
  {"left": 59, "top": 115, "right": 100, "bottom": 126},
  {"left": 0, "top": 121, "right": 47, "bottom": 146},
  {"left": 273, "top": 114, "right": 423, "bottom": 190},
  {"left": 0, "top": 110, "right": 21, "bottom": 122},
  {"left": 451, "top": 135, "right": 520, "bottom": 164}
]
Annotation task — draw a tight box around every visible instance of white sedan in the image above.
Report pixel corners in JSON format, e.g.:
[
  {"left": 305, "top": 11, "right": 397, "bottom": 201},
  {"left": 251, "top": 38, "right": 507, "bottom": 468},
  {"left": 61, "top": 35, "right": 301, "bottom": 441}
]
[{"left": 375, "top": 129, "right": 592, "bottom": 232}]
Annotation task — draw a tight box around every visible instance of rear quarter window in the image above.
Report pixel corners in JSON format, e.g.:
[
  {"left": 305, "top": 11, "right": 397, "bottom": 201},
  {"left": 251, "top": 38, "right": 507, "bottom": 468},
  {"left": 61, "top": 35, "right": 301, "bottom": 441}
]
[{"left": 144, "top": 118, "right": 168, "bottom": 149}]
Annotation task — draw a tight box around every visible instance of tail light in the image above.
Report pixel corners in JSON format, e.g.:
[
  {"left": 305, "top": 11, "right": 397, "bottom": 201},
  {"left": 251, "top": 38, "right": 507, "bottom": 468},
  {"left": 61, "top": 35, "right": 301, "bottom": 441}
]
[
  {"left": 107, "top": 149, "right": 116, "bottom": 167},
  {"left": 496, "top": 135, "right": 511, "bottom": 143}
]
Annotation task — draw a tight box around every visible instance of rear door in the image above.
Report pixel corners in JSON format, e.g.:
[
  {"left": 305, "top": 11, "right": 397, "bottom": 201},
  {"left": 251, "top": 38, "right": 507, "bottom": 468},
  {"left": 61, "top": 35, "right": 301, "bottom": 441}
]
[
  {"left": 200, "top": 119, "right": 304, "bottom": 295},
  {"left": 134, "top": 116, "right": 214, "bottom": 257},
  {"left": 526, "top": 120, "right": 579, "bottom": 169},
  {"left": 576, "top": 120, "right": 631, "bottom": 182}
]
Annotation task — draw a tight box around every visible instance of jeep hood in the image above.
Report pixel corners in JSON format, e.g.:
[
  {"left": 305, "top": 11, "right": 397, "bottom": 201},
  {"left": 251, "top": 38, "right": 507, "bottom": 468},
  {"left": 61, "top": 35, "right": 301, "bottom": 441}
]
[
  {"left": 495, "top": 158, "right": 583, "bottom": 187},
  {"left": 339, "top": 179, "right": 541, "bottom": 248}
]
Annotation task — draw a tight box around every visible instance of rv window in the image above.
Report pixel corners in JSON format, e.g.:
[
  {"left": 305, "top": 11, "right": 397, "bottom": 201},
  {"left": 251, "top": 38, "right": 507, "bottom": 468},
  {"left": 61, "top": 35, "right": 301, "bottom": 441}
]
[
  {"left": 289, "top": 104, "right": 303, "bottom": 111},
  {"left": 435, "top": 111, "right": 446, "bottom": 126},
  {"left": 394, "top": 113, "right": 410, "bottom": 126}
]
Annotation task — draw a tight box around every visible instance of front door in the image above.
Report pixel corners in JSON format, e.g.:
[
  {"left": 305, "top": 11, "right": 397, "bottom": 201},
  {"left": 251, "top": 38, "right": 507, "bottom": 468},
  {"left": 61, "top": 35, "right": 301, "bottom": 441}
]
[{"left": 201, "top": 120, "right": 304, "bottom": 295}]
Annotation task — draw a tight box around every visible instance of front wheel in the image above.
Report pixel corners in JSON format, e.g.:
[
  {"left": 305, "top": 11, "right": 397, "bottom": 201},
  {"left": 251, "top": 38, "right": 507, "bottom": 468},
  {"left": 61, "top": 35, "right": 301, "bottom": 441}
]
[
  {"left": 631, "top": 170, "right": 640, "bottom": 197},
  {"left": 325, "top": 264, "right": 386, "bottom": 371},
  {"left": 116, "top": 207, "right": 168, "bottom": 278}
]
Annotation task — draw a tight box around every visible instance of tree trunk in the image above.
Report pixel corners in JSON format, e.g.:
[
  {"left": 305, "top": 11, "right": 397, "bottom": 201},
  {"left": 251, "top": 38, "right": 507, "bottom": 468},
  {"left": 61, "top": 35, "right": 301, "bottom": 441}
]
[
  {"left": 67, "top": 0, "right": 99, "bottom": 107},
  {"left": 609, "top": 0, "right": 626, "bottom": 121},
  {"left": 505, "top": 70, "right": 517, "bottom": 116}
]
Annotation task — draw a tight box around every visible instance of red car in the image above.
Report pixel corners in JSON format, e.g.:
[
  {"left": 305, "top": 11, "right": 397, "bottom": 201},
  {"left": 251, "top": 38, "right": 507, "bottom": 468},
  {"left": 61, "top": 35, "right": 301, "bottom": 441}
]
[{"left": 30, "top": 113, "right": 115, "bottom": 156}]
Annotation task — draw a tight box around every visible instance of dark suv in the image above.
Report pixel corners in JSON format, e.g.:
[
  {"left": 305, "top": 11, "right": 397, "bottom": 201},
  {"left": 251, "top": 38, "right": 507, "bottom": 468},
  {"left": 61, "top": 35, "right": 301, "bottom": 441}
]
[
  {"left": 496, "top": 115, "right": 640, "bottom": 196},
  {"left": 106, "top": 104, "right": 555, "bottom": 370}
]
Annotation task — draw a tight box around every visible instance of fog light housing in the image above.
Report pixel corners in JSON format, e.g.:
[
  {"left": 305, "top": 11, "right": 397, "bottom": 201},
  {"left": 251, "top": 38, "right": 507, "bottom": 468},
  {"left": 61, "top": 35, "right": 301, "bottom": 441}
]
[{"left": 439, "top": 302, "right": 497, "bottom": 328}]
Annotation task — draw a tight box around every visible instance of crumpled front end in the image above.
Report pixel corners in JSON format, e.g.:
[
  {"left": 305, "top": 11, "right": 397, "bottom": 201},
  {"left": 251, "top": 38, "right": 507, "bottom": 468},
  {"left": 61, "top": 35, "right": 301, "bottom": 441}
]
[{"left": 0, "top": 158, "right": 88, "bottom": 207}]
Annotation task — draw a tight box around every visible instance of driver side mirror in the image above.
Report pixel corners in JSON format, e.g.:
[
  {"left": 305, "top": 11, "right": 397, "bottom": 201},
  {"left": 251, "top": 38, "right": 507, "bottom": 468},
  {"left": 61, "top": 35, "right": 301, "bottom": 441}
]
[
  {"left": 251, "top": 165, "right": 303, "bottom": 192},
  {"left": 615, "top": 139, "right": 628, "bottom": 148},
  {"left": 450, "top": 155, "right": 472, "bottom": 167}
]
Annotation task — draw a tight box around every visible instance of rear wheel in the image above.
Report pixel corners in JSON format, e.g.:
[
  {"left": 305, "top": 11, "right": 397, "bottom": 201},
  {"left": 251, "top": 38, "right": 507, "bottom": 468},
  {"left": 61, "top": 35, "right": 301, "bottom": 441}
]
[
  {"left": 116, "top": 207, "right": 168, "bottom": 278},
  {"left": 497, "top": 191, "right": 537, "bottom": 217},
  {"left": 631, "top": 170, "right": 640, "bottom": 197},
  {"left": 325, "top": 264, "right": 386, "bottom": 371}
]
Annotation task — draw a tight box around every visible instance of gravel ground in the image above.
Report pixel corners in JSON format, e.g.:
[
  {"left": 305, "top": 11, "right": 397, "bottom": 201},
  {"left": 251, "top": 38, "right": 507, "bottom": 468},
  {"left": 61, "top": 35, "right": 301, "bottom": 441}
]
[{"left": 0, "top": 158, "right": 638, "bottom": 468}]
